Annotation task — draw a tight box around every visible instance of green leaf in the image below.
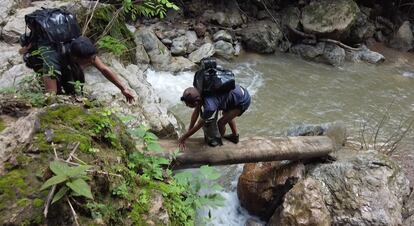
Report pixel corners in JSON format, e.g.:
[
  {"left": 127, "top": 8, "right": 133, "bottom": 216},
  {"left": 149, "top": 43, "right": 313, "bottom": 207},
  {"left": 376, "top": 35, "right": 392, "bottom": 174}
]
[
  {"left": 49, "top": 161, "right": 70, "bottom": 176},
  {"left": 66, "top": 165, "right": 93, "bottom": 178},
  {"left": 128, "top": 128, "right": 146, "bottom": 138},
  {"left": 144, "top": 132, "right": 158, "bottom": 141},
  {"left": 200, "top": 165, "right": 221, "bottom": 180},
  {"left": 66, "top": 179, "right": 93, "bottom": 199},
  {"left": 147, "top": 142, "right": 163, "bottom": 152},
  {"left": 174, "top": 171, "right": 193, "bottom": 185},
  {"left": 40, "top": 175, "right": 68, "bottom": 190},
  {"left": 51, "top": 186, "right": 69, "bottom": 204}
]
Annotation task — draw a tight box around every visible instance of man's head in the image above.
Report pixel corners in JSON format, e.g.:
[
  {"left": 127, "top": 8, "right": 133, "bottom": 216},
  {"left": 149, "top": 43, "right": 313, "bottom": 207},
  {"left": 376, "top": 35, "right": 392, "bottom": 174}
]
[
  {"left": 70, "top": 36, "right": 97, "bottom": 65},
  {"left": 180, "top": 87, "right": 201, "bottom": 108}
]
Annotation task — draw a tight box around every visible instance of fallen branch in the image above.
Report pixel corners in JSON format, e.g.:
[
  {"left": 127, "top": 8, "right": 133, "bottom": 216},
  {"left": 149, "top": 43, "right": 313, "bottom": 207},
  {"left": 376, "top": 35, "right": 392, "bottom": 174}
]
[
  {"left": 319, "top": 38, "right": 362, "bottom": 51},
  {"left": 67, "top": 197, "right": 80, "bottom": 226},
  {"left": 287, "top": 25, "right": 316, "bottom": 40},
  {"left": 43, "top": 142, "right": 80, "bottom": 218},
  {"left": 82, "top": 0, "right": 101, "bottom": 36}
]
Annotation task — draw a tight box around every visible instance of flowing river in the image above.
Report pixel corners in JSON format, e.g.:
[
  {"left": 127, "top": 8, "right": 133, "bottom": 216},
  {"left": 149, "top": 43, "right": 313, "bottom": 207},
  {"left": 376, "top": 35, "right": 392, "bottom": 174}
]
[{"left": 147, "top": 46, "right": 414, "bottom": 225}]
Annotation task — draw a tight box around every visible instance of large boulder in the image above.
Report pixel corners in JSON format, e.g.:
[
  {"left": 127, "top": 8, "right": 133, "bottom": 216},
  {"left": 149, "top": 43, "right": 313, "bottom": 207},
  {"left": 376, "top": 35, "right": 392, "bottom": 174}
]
[
  {"left": 389, "top": 21, "right": 414, "bottom": 52},
  {"left": 84, "top": 54, "right": 180, "bottom": 137},
  {"left": 268, "top": 178, "right": 332, "bottom": 226},
  {"left": 202, "top": 10, "right": 244, "bottom": 28},
  {"left": 297, "top": 150, "right": 409, "bottom": 226},
  {"left": 134, "top": 28, "right": 172, "bottom": 71},
  {"left": 188, "top": 43, "right": 215, "bottom": 63},
  {"left": 237, "top": 161, "right": 305, "bottom": 220},
  {"left": 241, "top": 20, "right": 283, "bottom": 54},
  {"left": 0, "top": 0, "right": 18, "bottom": 26},
  {"left": 301, "top": 0, "right": 360, "bottom": 39},
  {"left": 214, "top": 40, "right": 235, "bottom": 59},
  {"left": 291, "top": 42, "right": 346, "bottom": 67}
]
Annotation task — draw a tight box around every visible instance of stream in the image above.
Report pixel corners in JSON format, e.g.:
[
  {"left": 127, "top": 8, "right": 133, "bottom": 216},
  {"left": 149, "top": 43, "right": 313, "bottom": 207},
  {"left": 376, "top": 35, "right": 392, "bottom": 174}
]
[{"left": 147, "top": 48, "right": 414, "bottom": 225}]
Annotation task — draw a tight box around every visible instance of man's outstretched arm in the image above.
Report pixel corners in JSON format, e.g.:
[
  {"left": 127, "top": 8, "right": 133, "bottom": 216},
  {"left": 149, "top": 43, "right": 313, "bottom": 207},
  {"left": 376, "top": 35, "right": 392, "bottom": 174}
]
[{"left": 92, "top": 56, "right": 135, "bottom": 103}]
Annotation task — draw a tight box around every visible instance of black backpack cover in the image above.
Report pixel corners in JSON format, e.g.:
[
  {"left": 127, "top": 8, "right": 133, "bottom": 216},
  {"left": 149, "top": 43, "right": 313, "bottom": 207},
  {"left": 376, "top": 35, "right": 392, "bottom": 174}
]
[
  {"left": 25, "top": 8, "right": 81, "bottom": 49},
  {"left": 193, "top": 68, "right": 236, "bottom": 96}
]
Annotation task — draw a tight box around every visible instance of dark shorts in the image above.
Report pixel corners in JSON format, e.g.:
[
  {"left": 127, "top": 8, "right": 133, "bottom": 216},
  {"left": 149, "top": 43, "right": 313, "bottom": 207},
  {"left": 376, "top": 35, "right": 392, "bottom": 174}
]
[
  {"left": 223, "top": 86, "right": 251, "bottom": 116},
  {"left": 237, "top": 86, "right": 251, "bottom": 116},
  {"left": 37, "top": 46, "right": 62, "bottom": 77}
]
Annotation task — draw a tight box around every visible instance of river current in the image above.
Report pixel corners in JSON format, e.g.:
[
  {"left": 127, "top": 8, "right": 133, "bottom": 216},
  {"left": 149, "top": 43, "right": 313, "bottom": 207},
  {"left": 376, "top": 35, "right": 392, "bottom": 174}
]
[{"left": 147, "top": 48, "right": 414, "bottom": 225}]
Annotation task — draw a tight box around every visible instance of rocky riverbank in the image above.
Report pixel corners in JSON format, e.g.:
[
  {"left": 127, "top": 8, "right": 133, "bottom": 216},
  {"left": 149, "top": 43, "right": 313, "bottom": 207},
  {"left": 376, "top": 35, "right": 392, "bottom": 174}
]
[{"left": 0, "top": 0, "right": 413, "bottom": 225}]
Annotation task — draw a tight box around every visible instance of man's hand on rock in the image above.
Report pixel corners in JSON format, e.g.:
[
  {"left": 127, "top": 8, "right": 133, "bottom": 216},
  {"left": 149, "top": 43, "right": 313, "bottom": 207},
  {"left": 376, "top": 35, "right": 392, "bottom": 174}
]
[{"left": 122, "top": 88, "right": 135, "bottom": 103}]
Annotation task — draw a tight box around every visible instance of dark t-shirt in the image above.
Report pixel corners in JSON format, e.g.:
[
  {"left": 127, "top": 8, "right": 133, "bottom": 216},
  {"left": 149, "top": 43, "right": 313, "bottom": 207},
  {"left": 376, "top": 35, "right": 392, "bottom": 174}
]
[{"left": 201, "top": 85, "right": 250, "bottom": 120}]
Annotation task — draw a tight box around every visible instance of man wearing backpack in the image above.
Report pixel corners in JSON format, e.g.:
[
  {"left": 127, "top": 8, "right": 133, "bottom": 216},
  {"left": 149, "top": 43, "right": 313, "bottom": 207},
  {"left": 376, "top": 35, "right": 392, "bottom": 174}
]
[
  {"left": 178, "top": 59, "right": 251, "bottom": 149},
  {"left": 19, "top": 8, "right": 135, "bottom": 103}
]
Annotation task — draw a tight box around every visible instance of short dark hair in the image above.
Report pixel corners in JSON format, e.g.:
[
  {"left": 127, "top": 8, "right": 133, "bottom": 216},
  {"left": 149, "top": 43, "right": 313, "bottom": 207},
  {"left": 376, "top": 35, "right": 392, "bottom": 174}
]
[
  {"left": 70, "top": 36, "right": 97, "bottom": 58},
  {"left": 181, "top": 87, "right": 201, "bottom": 105}
]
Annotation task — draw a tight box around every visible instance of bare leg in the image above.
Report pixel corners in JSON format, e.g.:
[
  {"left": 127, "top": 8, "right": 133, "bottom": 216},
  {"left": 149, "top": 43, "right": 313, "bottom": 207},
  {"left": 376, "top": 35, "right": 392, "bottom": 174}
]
[
  {"left": 42, "top": 76, "right": 58, "bottom": 93},
  {"left": 218, "top": 109, "right": 241, "bottom": 136}
]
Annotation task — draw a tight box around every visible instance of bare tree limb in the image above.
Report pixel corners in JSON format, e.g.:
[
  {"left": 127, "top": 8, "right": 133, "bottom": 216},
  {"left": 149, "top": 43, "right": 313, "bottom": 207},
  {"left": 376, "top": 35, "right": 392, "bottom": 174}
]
[
  {"left": 67, "top": 197, "right": 80, "bottom": 226},
  {"left": 82, "top": 0, "right": 101, "bottom": 36}
]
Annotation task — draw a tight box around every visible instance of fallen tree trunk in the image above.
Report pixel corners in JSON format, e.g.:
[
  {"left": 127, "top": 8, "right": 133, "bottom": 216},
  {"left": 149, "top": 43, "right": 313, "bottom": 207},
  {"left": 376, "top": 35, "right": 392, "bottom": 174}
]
[{"left": 156, "top": 136, "right": 335, "bottom": 169}]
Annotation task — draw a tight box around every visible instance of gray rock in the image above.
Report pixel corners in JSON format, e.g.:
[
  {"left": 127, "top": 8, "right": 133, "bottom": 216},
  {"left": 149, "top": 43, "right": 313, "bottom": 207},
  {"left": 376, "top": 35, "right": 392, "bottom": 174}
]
[
  {"left": 188, "top": 43, "right": 215, "bottom": 63},
  {"left": 171, "top": 36, "right": 188, "bottom": 56},
  {"left": 161, "top": 38, "right": 172, "bottom": 45},
  {"left": 286, "top": 121, "right": 347, "bottom": 149},
  {"left": 213, "top": 30, "right": 233, "bottom": 43},
  {"left": 245, "top": 218, "right": 265, "bottom": 226},
  {"left": 202, "top": 10, "right": 244, "bottom": 28},
  {"left": 84, "top": 54, "right": 179, "bottom": 137},
  {"left": 234, "top": 41, "right": 242, "bottom": 56},
  {"left": 349, "top": 10, "right": 375, "bottom": 43},
  {"left": 403, "top": 191, "right": 414, "bottom": 226},
  {"left": 0, "top": 64, "right": 32, "bottom": 89},
  {"left": 185, "top": 30, "right": 197, "bottom": 44},
  {"left": 134, "top": 43, "right": 150, "bottom": 66},
  {"left": 389, "top": 21, "right": 413, "bottom": 51},
  {"left": 214, "top": 40, "right": 235, "bottom": 59},
  {"left": 0, "top": 0, "right": 17, "bottom": 25},
  {"left": 0, "top": 43, "right": 23, "bottom": 74},
  {"left": 241, "top": 20, "right": 283, "bottom": 54},
  {"left": 291, "top": 42, "right": 325, "bottom": 60},
  {"left": 163, "top": 56, "right": 197, "bottom": 73},
  {"left": 307, "top": 150, "right": 410, "bottom": 226},
  {"left": 346, "top": 45, "right": 385, "bottom": 64},
  {"left": 322, "top": 43, "right": 345, "bottom": 66},
  {"left": 281, "top": 7, "right": 300, "bottom": 30},
  {"left": 269, "top": 178, "right": 332, "bottom": 226},
  {"left": 134, "top": 28, "right": 172, "bottom": 70},
  {"left": 301, "top": 0, "right": 360, "bottom": 38}
]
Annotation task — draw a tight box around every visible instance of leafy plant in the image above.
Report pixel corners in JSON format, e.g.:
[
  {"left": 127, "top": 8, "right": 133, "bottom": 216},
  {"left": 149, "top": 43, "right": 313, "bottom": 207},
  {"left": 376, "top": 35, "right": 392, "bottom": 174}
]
[
  {"left": 41, "top": 161, "right": 93, "bottom": 204},
  {"left": 68, "top": 80, "right": 85, "bottom": 96},
  {"left": 112, "top": 181, "right": 129, "bottom": 199},
  {"left": 97, "top": 36, "right": 128, "bottom": 56},
  {"left": 124, "top": 0, "right": 179, "bottom": 19}
]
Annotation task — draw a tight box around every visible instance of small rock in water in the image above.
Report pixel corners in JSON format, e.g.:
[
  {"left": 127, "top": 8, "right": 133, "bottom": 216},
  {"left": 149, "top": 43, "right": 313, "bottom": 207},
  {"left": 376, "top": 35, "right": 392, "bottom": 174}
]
[{"left": 402, "top": 71, "right": 414, "bottom": 78}]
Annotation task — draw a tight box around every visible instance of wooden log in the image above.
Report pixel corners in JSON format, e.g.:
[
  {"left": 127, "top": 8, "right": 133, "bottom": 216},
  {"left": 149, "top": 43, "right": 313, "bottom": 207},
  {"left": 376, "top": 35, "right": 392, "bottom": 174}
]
[{"left": 156, "top": 136, "right": 335, "bottom": 169}]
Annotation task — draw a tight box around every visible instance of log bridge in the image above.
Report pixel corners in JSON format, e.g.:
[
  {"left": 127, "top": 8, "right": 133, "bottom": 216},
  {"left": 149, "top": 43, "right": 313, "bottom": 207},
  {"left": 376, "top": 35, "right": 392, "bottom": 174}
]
[{"left": 156, "top": 136, "right": 335, "bottom": 169}]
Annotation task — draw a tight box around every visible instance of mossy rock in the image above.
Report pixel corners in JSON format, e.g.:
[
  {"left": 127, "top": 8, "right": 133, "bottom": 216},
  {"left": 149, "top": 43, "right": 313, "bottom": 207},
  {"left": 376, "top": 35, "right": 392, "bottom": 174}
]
[
  {"left": 0, "top": 117, "right": 5, "bottom": 132},
  {"left": 0, "top": 101, "right": 196, "bottom": 225}
]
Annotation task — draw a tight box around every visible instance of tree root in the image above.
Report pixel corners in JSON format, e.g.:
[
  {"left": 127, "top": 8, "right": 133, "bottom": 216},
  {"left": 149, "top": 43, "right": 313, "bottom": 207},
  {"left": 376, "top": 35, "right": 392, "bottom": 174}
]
[{"left": 287, "top": 25, "right": 362, "bottom": 51}]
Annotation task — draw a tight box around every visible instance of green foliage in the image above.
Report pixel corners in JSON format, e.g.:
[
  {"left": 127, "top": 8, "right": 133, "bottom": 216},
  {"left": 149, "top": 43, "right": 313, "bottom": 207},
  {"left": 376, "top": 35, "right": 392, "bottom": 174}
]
[
  {"left": 123, "top": 0, "right": 179, "bottom": 20},
  {"left": 41, "top": 161, "right": 93, "bottom": 204},
  {"left": 0, "top": 118, "right": 5, "bottom": 132},
  {"left": 97, "top": 36, "right": 128, "bottom": 56},
  {"left": 112, "top": 181, "right": 129, "bottom": 199},
  {"left": 68, "top": 80, "right": 84, "bottom": 96}
]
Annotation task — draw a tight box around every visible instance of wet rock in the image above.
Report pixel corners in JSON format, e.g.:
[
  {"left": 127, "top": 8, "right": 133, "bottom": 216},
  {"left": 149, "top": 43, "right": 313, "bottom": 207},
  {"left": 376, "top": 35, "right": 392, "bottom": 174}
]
[
  {"left": 134, "top": 28, "right": 172, "bottom": 71},
  {"left": 389, "top": 21, "right": 413, "bottom": 51},
  {"left": 346, "top": 45, "right": 385, "bottom": 64},
  {"left": 241, "top": 20, "right": 283, "bottom": 54},
  {"left": 322, "top": 43, "right": 345, "bottom": 66},
  {"left": 237, "top": 161, "right": 305, "bottom": 220},
  {"left": 143, "top": 191, "right": 170, "bottom": 225},
  {"left": 214, "top": 40, "right": 235, "bottom": 59},
  {"left": 291, "top": 42, "right": 325, "bottom": 60},
  {"left": 268, "top": 178, "right": 332, "bottom": 226},
  {"left": 164, "top": 56, "right": 197, "bottom": 73},
  {"left": 287, "top": 121, "right": 347, "bottom": 149},
  {"left": 0, "top": 43, "right": 24, "bottom": 74},
  {"left": 213, "top": 30, "right": 233, "bottom": 43},
  {"left": 134, "top": 42, "right": 150, "bottom": 66},
  {"left": 84, "top": 54, "right": 179, "bottom": 137},
  {"left": 161, "top": 38, "right": 172, "bottom": 46},
  {"left": 245, "top": 218, "right": 265, "bottom": 226},
  {"left": 307, "top": 150, "right": 410, "bottom": 226},
  {"left": 349, "top": 9, "right": 375, "bottom": 43},
  {"left": 403, "top": 191, "right": 414, "bottom": 226},
  {"left": 188, "top": 43, "right": 215, "bottom": 63},
  {"left": 301, "top": 0, "right": 360, "bottom": 39}
]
